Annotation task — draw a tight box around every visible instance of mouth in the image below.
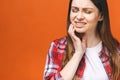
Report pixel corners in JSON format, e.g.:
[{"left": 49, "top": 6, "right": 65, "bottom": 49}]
[{"left": 74, "top": 21, "right": 87, "bottom": 28}]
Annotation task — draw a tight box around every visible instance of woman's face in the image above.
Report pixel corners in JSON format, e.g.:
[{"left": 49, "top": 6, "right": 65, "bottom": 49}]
[{"left": 70, "top": 0, "right": 103, "bottom": 34}]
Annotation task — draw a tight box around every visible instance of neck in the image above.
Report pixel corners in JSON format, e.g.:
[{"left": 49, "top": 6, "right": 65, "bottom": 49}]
[{"left": 83, "top": 33, "right": 101, "bottom": 48}]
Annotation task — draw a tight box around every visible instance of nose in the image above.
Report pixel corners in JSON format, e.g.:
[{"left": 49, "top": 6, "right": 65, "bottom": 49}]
[{"left": 76, "top": 12, "right": 84, "bottom": 20}]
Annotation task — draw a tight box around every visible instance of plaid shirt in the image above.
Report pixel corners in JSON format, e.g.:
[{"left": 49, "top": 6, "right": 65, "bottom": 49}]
[{"left": 44, "top": 37, "right": 120, "bottom": 80}]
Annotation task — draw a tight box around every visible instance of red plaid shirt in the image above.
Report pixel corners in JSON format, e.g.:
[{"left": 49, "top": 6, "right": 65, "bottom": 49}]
[{"left": 44, "top": 37, "right": 120, "bottom": 80}]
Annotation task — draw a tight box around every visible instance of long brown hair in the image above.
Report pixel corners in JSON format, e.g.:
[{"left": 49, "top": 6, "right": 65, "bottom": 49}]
[{"left": 63, "top": 0, "right": 120, "bottom": 80}]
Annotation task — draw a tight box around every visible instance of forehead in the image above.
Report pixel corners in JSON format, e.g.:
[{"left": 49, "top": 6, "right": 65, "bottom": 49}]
[{"left": 72, "top": 0, "right": 96, "bottom": 8}]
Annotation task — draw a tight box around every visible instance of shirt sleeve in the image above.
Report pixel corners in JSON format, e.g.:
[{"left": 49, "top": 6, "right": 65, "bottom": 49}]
[{"left": 43, "top": 42, "right": 63, "bottom": 80}]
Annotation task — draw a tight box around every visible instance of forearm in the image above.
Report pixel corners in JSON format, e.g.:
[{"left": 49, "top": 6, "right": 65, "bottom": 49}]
[{"left": 60, "top": 52, "right": 84, "bottom": 80}]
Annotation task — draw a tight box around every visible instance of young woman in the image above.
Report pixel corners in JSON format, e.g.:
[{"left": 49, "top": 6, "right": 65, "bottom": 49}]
[{"left": 44, "top": 0, "right": 120, "bottom": 80}]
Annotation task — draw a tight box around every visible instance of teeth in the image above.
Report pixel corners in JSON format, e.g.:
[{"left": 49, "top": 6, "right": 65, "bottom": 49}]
[
  {"left": 77, "top": 22, "right": 86, "bottom": 25},
  {"left": 74, "top": 21, "right": 86, "bottom": 27},
  {"left": 77, "top": 22, "right": 85, "bottom": 23},
  {"left": 75, "top": 22, "right": 86, "bottom": 27},
  {"left": 75, "top": 21, "right": 86, "bottom": 24}
]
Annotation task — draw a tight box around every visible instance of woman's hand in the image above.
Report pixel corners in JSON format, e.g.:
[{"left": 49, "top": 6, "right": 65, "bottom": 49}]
[
  {"left": 68, "top": 24, "right": 86, "bottom": 54},
  {"left": 60, "top": 24, "right": 87, "bottom": 80}
]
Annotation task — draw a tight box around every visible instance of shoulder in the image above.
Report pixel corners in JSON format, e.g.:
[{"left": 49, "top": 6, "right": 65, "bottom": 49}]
[
  {"left": 50, "top": 36, "right": 67, "bottom": 54},
  {"left": 53, "top": 36, "right": 67, "bottom": 44},
  {"left": 53, "top": 36, "right": 67, "bottom": 46}
]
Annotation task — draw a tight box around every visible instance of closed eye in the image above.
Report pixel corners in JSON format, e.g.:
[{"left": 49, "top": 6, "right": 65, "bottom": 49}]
[
  {"left": 71, "top": 7, "right": 79, "bottom": 13},
  {"left": 85, "top": 10, "right": 92, "bottom": 14},
  {"left": 84, "top": 8, "right": 93, "bottom": 14}
]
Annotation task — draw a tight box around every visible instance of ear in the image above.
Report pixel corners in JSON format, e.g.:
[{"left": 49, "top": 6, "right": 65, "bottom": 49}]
[{"left": 98, "top": 13, "right": 103, "bottom": 21}]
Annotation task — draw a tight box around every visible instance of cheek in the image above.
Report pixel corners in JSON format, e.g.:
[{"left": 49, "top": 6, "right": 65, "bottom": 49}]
[
  {"left": 87, "top": 16, "right": 99, "bottom": 24},
  {"left": 70, "top": 15, "right": 73, "bottom": 22},
  {"left": 86, "top": 16, "right": 99, "bottom": 30},
  {"left": 70, "top": 12, "right": 76, "bottom": 21}
]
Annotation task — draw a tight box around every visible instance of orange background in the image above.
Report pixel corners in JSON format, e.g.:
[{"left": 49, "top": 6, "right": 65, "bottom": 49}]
[{"left": 0, "top": 0, "right": 120, "bottom": 80}]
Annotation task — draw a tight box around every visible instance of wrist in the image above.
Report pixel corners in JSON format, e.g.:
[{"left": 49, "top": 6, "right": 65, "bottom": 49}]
[{"left": 74, "top": 51, "right": 84, "bottom": 57}]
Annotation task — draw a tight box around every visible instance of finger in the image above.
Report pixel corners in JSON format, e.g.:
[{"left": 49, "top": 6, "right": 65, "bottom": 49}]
[
  {"left": 68, "top": 24, "right": 74, "bottom": 34},
  {"left": 68, "top": 24, "right": 75, "bottom": 37},
  {"left": 68, "top": 24, "right": 79, "bottom": 41}
]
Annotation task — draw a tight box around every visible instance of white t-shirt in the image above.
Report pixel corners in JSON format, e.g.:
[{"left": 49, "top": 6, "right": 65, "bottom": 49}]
[{"left": 82, "top": 42, "right": 109, "bottom": 80}]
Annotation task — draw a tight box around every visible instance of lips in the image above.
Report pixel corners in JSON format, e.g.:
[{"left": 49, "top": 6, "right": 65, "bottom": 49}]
[{"left": 74, "top": 21, "right": 87, "bottom": 28}]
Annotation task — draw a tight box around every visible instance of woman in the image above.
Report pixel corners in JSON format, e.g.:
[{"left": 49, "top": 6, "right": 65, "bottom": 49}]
[{"left": 44, "top": 0, "right": 120, "bottom": 80}]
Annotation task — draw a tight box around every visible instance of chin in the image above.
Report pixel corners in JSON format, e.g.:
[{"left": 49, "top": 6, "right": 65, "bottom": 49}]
[{"left": 75, "top": 29, "right": 86, "bottom": 34}]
